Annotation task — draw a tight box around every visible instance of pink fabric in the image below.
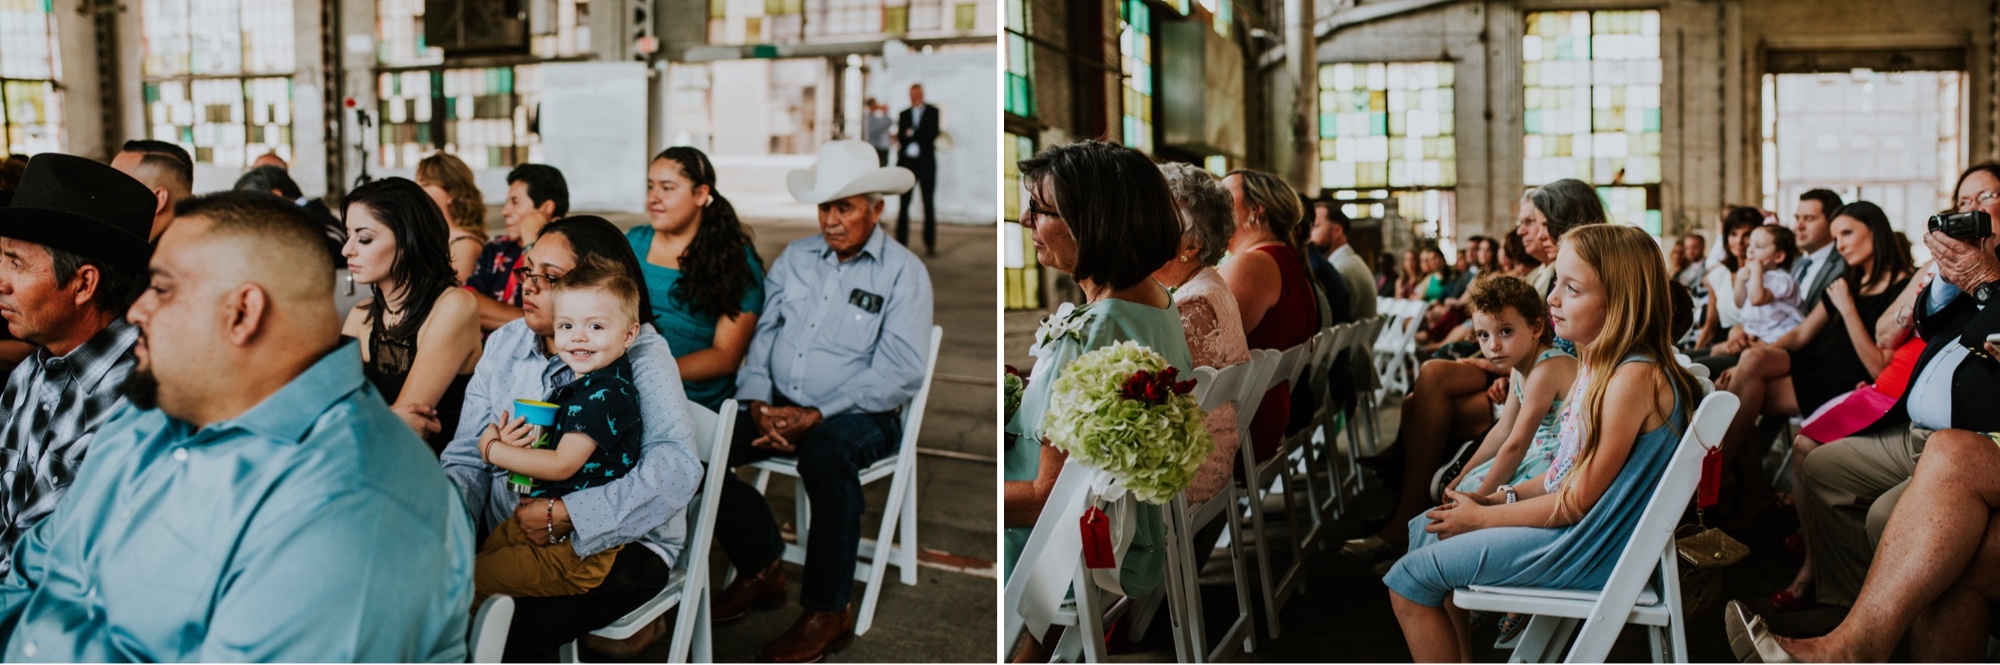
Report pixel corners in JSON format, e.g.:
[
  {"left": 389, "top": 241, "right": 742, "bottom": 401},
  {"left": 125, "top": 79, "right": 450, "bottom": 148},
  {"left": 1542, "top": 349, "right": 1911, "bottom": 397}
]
[
  {"left": 1799, "top": 388, "right": 1899, "bottom": 444},
  {"left": 1172, "top": 267, "right": 1251, "bottom": 505}
]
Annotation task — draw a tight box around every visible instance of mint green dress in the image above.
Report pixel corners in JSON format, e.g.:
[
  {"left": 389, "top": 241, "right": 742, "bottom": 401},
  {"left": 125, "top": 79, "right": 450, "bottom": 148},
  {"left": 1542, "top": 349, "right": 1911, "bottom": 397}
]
[
  {"left": 1004, "top": 298, "right": 1193, "bottom": 597},
  {"left": 1453, "top": 346, "right": 1574, "bottom": 493}
]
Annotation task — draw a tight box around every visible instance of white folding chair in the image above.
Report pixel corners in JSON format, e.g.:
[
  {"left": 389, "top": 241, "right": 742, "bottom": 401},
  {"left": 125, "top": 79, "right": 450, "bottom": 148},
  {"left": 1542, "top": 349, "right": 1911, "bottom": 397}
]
[
  {"left": 1452, "top": 390, "right": 1740, "bottom": 663},
  {"left": 1002, "top": 459, "right": 1145, "bottom": 664},
  {"left": 470, "top": 595, "right": 515, "bottom": 663},
  {"left": 1341, "top": 316, "right": 1388, "bottom": 494},
  {"left": 747, "top": 325, "right": 943, "bottom": 636},
  {"left": 1278, "top": 330, "right": 1342, "bottom": 548},
  {"left": 1311, "top": 323, "right": 1361, "bottom": 522},
  {"left": 1233, "top": 344, "right": 1313, "bottom": 639},
  {"left": 1160, "top": 358, "right": 1270, "bottom": 661},
  {"left": 558, "top": 399, "right": 738, "bottom": 663}
]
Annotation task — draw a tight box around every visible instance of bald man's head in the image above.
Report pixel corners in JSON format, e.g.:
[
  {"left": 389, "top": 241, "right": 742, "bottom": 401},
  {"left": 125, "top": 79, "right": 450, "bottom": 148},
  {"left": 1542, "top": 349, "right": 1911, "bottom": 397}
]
[
  {"left": 125, "top": 192, "right": 340, "bottom": 424},
  {"left": 169, "top": 191, "right": 336, "bottom": 306}
]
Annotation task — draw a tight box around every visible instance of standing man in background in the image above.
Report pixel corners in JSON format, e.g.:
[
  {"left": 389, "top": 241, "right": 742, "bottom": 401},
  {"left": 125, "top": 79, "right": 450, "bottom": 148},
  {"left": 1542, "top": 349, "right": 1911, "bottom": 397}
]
[
  {"left": 895, "top": 84, "right": 940, "bottom": 256},
  {"left": 863, "top": 98, "right": 894, "bottom": 167}
]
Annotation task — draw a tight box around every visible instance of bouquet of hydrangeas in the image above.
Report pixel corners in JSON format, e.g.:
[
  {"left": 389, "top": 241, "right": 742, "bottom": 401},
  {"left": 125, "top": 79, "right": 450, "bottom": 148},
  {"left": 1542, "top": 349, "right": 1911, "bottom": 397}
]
[{"left": 1042, "top": 341, "right": 1212, "bottom": 504}]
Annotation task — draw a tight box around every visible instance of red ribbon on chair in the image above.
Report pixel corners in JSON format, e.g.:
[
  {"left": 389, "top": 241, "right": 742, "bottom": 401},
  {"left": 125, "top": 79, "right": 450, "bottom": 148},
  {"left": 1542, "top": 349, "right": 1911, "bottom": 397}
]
[
  {"left": 1080, "top": 506, "right": 1115, "bottom": 569},
  {"left": 1698, "top": 445, "right": 1722, "bottom": 509}
]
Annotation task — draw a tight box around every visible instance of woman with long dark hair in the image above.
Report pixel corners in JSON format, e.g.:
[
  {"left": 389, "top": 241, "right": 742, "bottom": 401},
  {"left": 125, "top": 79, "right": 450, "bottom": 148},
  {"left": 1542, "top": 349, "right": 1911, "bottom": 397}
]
[
  {"left": 1695, "top": 206, "right": 1766, "bottom": 351},
  {"left": 341, "top": 177, "right": 483, "bottom": 453},
  {"left": 624, "top": 147, "right": 766, "bottom": 410},
  {"left": 1716, "top": 200, "right": 1914, "bottom": 515}
]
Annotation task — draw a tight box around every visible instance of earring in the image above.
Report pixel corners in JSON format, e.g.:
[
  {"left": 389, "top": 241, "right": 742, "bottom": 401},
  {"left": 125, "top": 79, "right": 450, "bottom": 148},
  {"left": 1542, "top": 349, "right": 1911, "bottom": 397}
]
[{"left": 1178, "top": 253, "right": 1190, "bottom": 263}]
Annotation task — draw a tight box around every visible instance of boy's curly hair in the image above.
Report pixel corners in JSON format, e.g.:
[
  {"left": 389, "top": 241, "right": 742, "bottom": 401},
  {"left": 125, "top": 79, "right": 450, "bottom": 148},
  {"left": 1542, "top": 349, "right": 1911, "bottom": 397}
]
[{"left": 1466, "top": 275, "right": 1548, "bottom": 330}]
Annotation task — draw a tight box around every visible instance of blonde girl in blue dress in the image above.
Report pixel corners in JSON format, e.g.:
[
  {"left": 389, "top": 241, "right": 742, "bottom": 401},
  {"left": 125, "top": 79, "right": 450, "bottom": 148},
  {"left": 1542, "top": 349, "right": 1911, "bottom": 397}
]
[{"left": 1387, "top": 224, "right": 1704, "bottom": 662}]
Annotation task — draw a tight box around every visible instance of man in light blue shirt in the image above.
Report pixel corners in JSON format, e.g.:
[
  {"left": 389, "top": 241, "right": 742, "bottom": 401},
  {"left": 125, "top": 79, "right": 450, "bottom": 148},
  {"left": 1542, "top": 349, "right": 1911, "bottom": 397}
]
[
  {"left": 440, "top": 216, "right": 702, "bottom": 660},
  {"left": 0, "top": 193, "right": 474, "bottom": 661},
  {"left": 716, "top": 140, "right": 933, "bottom": 663}
]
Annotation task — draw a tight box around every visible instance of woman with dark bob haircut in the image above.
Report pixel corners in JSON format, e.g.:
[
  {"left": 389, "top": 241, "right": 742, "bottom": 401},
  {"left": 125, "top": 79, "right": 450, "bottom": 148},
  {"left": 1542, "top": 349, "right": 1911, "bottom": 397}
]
[
  {"left": 341, "top": 177, "right": 483, "bottom": 453},
  {"left": 1001, "top": 140, "right": 1192, "bottom": 657}
]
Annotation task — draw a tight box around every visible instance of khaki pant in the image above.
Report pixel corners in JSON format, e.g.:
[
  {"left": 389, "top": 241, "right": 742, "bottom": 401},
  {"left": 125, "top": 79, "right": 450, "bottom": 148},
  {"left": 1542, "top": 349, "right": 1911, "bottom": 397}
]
[
  {"left": 1797, "top": 425, "right": 1931, "bottom": 606},
  {"left": 474, "top": 518, "right": 622, "bottom": 608}
]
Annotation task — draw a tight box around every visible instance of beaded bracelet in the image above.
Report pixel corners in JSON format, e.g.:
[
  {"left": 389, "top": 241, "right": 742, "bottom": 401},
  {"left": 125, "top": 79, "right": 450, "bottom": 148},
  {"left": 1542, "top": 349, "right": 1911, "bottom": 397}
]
[{"left": 547, "top": 499, "right": 570, "bottom": 544}]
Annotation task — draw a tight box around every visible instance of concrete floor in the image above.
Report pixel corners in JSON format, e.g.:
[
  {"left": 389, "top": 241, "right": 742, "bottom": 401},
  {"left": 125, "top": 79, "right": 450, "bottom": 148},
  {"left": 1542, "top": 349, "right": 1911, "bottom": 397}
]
[
  {"left": 570, "top": 211, "right": 998, "bottom": 662},
  {"left": 1085, "top": 394, "right": 1871, "bottom": 663}
]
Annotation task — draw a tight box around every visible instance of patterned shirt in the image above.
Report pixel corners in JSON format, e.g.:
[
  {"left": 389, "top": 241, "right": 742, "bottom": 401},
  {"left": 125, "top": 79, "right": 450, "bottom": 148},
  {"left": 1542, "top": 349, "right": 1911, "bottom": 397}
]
[
  {"left": 528, "top": 355, "right": 642, "bottom": 497},
  {"left": 1544, "top": 370, "right": 1593, "bottom": 495},
  {"left": 0, "top": 319, "right": 138, "bottom": 575},
  {"left": 464, "top": 236, "right": 527, "bottom": 305}
]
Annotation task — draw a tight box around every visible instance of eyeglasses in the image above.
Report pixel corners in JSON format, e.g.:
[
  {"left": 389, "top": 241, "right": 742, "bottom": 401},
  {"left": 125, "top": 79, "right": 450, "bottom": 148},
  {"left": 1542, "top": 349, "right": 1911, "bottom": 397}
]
[
  {"left": 1957, "top": 190, "right": 2000, "bottom": 212},
  {"left": 1022, "top": 202, "right": 1060, "bottom": 226},
  {"left": 512, "top": 267, "right": 561, "bottom": 289}
]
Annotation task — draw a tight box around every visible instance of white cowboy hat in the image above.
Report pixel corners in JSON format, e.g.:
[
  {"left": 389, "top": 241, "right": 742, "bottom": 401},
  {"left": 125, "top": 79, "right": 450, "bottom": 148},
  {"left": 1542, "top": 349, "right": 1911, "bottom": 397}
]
[{"left": 787, "top": 140, "right": 916, "bottom": 205}]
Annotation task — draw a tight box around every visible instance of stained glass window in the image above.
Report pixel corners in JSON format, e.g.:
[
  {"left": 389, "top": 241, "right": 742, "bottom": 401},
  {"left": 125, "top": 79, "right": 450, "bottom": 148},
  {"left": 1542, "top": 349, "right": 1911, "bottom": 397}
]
[
  {"left": 1004, "top": 0, "right": 1033, "bottom": 117},
  {"left": 710, "top": 0, "right": 987, "bottom": 44},
  {"left": 375, "top": 66, "right": 543, "bottom": 170},
  {"left": 140, "top": 0, "right": 295, "bottom": 167},
  {"left": 1004, "top": 133, "right": 1042, "bottom": 310},
  {"left": 1523, "top": 9, "right": 1663, "bottom": 232},
  {"left": 0, "top": 0, "right": 63, "bottom": 155},
  {"left": 1317, "top": 62, "right": 1455, "bottom": 237},
  {"left": 1119, "top": 0, "right": 1153, "bottom": 153}
]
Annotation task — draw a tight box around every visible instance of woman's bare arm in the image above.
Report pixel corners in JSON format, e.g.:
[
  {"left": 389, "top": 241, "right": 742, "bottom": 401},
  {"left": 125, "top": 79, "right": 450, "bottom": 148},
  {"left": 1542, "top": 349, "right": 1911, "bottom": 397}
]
[
  {"left": 1003, "top": 444, "right": 1069, "bottom": 528},
  {"left": 677, "top": 312, "right": 759, "bottom": 383}
]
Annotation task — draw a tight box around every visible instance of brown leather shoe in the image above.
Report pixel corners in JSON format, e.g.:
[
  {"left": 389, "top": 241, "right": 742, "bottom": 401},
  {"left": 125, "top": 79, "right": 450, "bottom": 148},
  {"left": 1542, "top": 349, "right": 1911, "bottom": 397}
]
[
  {"left": 714, "top": 560, "right": 786, "bottom": 624},
  {"left": 757, "top": 607, "right": 854, "bottom": 663}
]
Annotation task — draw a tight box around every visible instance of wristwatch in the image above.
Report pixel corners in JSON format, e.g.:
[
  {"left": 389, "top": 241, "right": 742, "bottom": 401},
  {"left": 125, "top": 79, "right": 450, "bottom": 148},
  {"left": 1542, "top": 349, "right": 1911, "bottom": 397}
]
[
  {"left": 1977, "top": 281, "right": 2000, "bottom": 305},
  {"left": 1501, "top": 485, "right": 1518, "bottom": 504}
]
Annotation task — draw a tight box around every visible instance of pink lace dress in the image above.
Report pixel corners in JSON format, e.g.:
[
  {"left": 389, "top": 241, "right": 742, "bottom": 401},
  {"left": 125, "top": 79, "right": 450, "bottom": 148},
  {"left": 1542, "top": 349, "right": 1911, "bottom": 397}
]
[{"left": 1172, "top": 267, "right": 1252, "bottom": 505}]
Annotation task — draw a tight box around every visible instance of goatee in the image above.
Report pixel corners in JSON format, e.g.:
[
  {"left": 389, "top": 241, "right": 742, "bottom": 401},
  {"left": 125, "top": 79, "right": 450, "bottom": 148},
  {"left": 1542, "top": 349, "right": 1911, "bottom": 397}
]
[{"left": 120, "top": 369, "right": 160, "bottom": 411}]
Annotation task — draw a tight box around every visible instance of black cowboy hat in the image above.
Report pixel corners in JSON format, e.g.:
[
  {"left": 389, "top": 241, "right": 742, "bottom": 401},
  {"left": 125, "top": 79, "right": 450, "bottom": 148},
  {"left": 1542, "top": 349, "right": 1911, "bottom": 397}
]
[{"left": 0, "top": 153, "right": 154, "bottom": 272}]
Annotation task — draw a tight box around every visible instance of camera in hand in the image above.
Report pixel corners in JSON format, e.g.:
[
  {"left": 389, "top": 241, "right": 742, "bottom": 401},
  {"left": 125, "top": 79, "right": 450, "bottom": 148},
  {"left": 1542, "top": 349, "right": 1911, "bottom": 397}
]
[{"left": 1929, "top": 210, "right": 1993, "bottom": 240}]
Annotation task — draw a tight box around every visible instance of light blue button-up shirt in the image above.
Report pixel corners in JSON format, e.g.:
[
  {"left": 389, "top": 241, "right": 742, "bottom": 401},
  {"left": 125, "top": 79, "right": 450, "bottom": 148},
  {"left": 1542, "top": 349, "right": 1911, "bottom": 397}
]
[
  {"left": 736, "top": 226, "right": 934, "bottom": 417},
  {"left": 1908, "top": 277, "right": 1973, "bottom": 429},
  {"left": 0, "top": 340, "right": 475, "bottom": 662},
  {"left": 442, "top": 320, "right": 702, "bottom": 561}
]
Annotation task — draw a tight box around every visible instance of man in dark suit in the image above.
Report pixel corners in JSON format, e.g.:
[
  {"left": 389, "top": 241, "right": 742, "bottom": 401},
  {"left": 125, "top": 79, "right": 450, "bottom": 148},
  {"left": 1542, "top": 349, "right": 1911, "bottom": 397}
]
[{"left": 895, "top": 84, "right": 939, "bottom": 256}]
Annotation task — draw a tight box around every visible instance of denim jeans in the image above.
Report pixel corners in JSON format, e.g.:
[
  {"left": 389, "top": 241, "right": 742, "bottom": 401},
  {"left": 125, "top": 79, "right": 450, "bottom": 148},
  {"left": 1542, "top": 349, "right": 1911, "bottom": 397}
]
[{"left": 715, "top": 404, "right": 903, "bottom": 612}]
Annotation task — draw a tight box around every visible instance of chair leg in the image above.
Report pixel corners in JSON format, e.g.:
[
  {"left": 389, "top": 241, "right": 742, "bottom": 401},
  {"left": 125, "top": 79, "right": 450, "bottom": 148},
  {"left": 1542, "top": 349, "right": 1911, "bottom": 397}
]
[
  {"left": 1648, "top": 625, "right": 1667, "bottom": 663},
  {"left": 1223, "top": 488, "right": 1257, "bottom": 656},
  {"left": 558, "top": 641, "right": 580, "bottom": 663},
  {"left": 1072, "top": 562, "right": 1109, "bottom": 663},
  {"left": 1507, "top": 615, "right": 1560, "bottom": 663},
  {"left": 899, "top": 462, "right": 920, "bottom": 586},
  {"left": 856, "top": 468, "right": 912, "bottom": 637},
  {"left": 793, "top": 480, "right": 811, "bottom": 564}
]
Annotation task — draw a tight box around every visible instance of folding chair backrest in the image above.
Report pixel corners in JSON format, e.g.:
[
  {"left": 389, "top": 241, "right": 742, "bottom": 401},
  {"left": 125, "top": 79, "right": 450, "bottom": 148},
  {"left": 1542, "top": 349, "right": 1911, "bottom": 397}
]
[
  {"left": 897, "top": 326, "right": 947, "bottom": 443},
  {"left": 1563, "top": 390, "right": 1738, "bottom": 662},
  {"left": 1236, "top": 350, "right": 1280, "bottom": 427},
  {"left": 1192, "top": 361, "right": 1254, "bottom": 413}
]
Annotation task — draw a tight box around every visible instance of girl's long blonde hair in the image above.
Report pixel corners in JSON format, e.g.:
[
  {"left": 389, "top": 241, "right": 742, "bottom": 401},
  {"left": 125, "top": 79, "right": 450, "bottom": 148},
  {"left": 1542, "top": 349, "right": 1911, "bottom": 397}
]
[{"left": 1552, "top": 224, "right": 1702, "bottom": 522}]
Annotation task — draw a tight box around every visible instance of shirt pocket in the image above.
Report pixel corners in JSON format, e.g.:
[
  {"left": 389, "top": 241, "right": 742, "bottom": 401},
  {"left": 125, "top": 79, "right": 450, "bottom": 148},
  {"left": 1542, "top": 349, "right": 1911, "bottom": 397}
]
[{"left": 828, "top": 297, "right": 885, "bottom": 356}]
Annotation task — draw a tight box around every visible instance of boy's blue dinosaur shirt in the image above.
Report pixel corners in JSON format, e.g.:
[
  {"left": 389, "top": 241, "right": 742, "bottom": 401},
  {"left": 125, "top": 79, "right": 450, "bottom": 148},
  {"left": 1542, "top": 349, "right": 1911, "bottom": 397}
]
[{"left": 528, "top": 354, "right": 644, "bottom": 498}]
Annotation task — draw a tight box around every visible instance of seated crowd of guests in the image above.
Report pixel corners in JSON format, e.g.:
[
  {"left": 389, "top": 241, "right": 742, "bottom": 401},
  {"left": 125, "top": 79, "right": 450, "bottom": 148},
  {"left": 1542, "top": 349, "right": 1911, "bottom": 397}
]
[
  {"left": 0, "top": 138, "right": 932, "bottom": 662},
  {"left": 1339, "top": 165, "right": 2000, "bottom": 661},
  {"left": 1000, "top": 141, "right": 1373, "bottom": 658}
]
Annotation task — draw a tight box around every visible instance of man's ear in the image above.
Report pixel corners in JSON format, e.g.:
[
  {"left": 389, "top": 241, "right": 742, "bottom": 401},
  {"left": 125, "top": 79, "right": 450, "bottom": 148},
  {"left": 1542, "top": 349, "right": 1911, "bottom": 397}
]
[
  {"left": 537, "top": 200, "right": 558, "bottom": 219},
  {"left": 224, "top": 284, "right": 269, "bottom": 346},
  {"left": 68, "top": 263, "right": 102, "bottom": 308},
  {"left": 153, "top": 188, "right": 170, "bottom": 217}
]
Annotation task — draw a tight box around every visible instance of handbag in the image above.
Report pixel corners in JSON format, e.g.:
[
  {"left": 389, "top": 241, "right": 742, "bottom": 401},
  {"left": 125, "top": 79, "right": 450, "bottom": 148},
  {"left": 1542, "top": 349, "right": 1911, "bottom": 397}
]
[{"left": 1673, "top": 514, "right": 1748, "bottom": 615}]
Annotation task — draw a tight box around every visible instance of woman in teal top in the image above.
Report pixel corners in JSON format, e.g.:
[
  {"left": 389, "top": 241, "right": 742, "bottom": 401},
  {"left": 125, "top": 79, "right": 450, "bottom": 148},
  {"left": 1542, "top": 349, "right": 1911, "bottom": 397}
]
[
  {"left": 628, "top": 147, "right": 765, "bottom": 410},
  {"left": 1003, "top": 141, "right": 1191, "bottom": 610}
]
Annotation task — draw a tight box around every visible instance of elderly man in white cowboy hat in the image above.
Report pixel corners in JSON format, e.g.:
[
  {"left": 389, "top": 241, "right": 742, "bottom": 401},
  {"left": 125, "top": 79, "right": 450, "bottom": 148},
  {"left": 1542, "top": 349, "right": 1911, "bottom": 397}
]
[{"left": 711, "top": 140, "right": 934, "bottom": 662}]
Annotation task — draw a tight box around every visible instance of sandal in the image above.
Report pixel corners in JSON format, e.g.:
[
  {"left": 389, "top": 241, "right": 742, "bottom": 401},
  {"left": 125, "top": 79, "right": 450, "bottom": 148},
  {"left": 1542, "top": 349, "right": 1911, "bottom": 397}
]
[{"left": 1495, "top": 613, "right": 1528, "bottom": 646}]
